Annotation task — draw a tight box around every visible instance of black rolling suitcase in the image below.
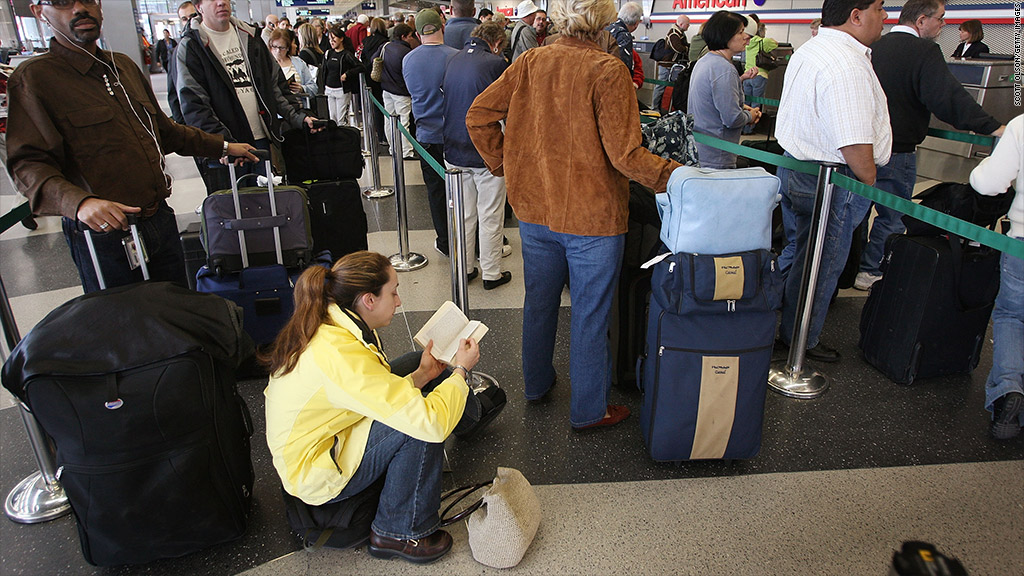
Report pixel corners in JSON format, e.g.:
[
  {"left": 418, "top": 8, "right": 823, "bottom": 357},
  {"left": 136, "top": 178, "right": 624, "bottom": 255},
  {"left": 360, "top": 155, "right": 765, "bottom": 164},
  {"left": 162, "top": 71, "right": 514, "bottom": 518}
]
[
  {"left": 281, "top": 120, "right": 364, "bottom": 182},
  {"left": 0, "top": 222, "right": 255, "bottom": 566},
  {"left": 611, "top": 182, "right": 662, "bottom": 389},
  {"left": 859, "top": 234, "right": 1000, "bottom": 385},
  {"left": 305, "top": 179, "right": 369, "bottom": 260},
  {"left": 283, "top": 121, "right": 369, "bottom": 260}
]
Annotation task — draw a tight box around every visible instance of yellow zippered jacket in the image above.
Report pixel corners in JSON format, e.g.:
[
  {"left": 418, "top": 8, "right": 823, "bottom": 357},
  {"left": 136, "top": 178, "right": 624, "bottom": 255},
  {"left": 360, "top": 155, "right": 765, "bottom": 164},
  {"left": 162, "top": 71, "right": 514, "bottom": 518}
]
[{"left": 265, "top": 304, "right": 468, "bottom": 505}]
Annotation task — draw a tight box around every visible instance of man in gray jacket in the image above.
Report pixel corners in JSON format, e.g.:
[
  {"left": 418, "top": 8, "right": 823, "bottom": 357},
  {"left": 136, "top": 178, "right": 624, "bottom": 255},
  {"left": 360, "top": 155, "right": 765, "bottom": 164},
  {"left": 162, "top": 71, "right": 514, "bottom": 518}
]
[{"left": 510, "top": 0, "right": 540, "bottom": 62}]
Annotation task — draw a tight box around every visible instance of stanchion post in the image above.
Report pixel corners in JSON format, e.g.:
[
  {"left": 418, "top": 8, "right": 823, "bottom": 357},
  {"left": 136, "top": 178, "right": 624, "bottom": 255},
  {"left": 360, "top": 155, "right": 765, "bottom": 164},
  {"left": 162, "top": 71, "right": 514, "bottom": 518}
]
[
  {"left": 444, "top": 168, "right": 499, "bottom": 392},
  {"left": 445, "top": 168, "right": 470, "bottom": 311},
  {"left": 388, "top": 116, "right": 427, "bottom": 272},
  {"left": 358, "top": 75, "right": 371, "bottom": 157},
  {"left": 768, "top": 163, "right": 838, "bottom": 399},
  {"left": 362, "top": 86, "right": 393, "bottom": 199},
  {"left": 1, "top": 275, "right": 71, "bottom": 523}
]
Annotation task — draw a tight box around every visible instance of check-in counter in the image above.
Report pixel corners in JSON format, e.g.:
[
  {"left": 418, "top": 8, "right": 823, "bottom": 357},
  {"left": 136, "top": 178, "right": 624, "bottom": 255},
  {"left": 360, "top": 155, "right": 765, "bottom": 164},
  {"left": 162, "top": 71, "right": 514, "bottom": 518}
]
[{"left": 916, "top": 59, "right": 1015, "bottom": 182}]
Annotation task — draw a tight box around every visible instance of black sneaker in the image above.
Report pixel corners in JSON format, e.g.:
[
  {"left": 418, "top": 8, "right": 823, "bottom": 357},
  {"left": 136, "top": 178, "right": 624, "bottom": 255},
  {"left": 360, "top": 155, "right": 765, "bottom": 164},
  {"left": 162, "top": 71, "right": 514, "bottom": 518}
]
[
  {"left": 456, "top": 382, "right": 507, "bottom": 440},
  {"left": 991, "top": 392, "right": 1023, "bottom": 440}
]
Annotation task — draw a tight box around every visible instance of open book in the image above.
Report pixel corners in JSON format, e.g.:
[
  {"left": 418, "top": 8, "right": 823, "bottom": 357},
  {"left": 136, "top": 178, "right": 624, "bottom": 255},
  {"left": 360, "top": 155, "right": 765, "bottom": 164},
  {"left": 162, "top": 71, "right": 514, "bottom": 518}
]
[{"left": 413, "top": 301, "right": 489, "bottom": 365}]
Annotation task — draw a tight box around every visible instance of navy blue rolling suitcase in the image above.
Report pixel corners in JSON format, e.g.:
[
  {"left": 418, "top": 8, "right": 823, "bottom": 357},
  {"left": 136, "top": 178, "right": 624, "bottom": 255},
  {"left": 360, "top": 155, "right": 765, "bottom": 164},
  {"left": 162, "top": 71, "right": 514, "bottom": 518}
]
[
  {"left": 197, "top": 156, "right": 302, "bottom": 347},
  {"left": 640, "top": 250, "right": 782, "bottom": 461}
]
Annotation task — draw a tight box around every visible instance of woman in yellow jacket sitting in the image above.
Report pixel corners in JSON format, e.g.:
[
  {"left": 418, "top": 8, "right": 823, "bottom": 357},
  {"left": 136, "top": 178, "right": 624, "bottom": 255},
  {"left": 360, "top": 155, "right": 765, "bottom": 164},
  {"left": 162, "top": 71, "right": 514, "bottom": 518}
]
[{"left": 264, "top": 251, "right": 504, "bottom": 564}]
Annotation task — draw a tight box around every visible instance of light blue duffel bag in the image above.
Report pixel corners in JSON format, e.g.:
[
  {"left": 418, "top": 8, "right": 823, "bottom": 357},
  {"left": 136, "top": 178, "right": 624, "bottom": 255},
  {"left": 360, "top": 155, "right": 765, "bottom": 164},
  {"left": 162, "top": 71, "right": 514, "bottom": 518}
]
[{"left": 656, "top": 166, "right": 781, "bottom": 254}]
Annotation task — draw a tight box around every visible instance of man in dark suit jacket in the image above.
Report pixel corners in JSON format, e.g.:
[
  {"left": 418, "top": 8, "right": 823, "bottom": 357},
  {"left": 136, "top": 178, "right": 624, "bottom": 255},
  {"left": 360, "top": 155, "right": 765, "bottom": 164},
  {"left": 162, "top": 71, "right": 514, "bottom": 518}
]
[
  {"left": 155, "top": 29, "right": 177, "bottom": 72},
  {"left": 853, "top": 0, "right": 1005, "bottom": 291}
]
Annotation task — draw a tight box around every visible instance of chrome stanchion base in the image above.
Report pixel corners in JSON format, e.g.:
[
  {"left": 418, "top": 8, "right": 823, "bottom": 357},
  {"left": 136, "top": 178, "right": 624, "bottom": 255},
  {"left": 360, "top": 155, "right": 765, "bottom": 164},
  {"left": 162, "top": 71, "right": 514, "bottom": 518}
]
[
  {"left": 767, "top": 359, "right": 830, "bottom": 399},
  {"left": 389, "top": 252, "right": 428, "bottom": 272},
  {"left": 363, "top": 187, "right": 395, "bottom": 199},
  {"left": 4, "top": 472, "right": 70, "bottom": 524},
  {"left": 468, "top": 371, "right": 499, "bottom": 393}
]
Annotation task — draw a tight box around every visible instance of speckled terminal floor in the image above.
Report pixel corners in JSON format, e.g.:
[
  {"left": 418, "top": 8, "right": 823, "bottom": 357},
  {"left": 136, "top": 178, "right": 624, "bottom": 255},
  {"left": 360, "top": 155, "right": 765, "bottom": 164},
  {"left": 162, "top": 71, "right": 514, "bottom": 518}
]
[{"left": 1, "top": 74, "right": 1021, "bottom": 576}]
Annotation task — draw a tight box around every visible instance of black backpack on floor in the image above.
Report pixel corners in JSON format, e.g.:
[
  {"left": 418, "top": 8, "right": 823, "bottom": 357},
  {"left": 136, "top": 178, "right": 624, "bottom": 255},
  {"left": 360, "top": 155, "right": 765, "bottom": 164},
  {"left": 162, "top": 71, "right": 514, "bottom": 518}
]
[{"left": 281, "top": 475, "right": 386, "bottom": 549}]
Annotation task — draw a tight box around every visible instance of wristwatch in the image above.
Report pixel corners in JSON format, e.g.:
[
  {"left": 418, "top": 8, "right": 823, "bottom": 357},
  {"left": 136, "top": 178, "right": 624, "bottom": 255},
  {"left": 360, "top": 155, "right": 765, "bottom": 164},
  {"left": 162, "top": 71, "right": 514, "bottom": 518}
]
[
  {"left": 222, "top": 139, "right": 230, "bottom": 157},
  {"left": 452, "top": 365, "right": 469, "bottom": 379}
]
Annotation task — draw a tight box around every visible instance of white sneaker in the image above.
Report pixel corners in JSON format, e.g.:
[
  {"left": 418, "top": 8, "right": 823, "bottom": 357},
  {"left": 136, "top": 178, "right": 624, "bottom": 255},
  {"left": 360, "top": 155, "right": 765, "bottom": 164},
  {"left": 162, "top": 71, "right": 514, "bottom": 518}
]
[
  {"left": 501, "top": 243, "right": 512, "bottom": 258},
  {"left": 854, "top": 272, "right": 882, "bottom": 291}
]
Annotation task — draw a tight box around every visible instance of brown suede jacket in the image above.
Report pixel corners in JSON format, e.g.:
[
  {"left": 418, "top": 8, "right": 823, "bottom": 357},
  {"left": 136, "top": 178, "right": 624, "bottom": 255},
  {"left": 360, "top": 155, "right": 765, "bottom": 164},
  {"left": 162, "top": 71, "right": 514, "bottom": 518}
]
[{"left": 466, "top": 36, "right": 681, "bottom": 237}]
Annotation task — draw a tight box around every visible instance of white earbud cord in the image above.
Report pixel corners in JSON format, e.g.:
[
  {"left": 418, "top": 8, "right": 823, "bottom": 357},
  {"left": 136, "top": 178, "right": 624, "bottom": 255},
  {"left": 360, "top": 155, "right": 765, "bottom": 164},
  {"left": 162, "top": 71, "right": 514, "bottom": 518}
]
[{"left": 50, "top": 24, "right": 174, "bottom": 192}]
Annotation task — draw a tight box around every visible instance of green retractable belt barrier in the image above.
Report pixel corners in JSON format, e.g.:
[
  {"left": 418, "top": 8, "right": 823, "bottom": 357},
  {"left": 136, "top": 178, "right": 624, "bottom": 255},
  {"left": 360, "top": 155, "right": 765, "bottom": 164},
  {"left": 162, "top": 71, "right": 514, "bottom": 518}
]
[
  {"left": 0, "top": 202, "right": 30, "bottom": 235},
  {"left": 689, "top": 131, "right": 1024, "bottom": 260},
  {"left": 367, "top": 93, "right": 446, "bottom": 178}
]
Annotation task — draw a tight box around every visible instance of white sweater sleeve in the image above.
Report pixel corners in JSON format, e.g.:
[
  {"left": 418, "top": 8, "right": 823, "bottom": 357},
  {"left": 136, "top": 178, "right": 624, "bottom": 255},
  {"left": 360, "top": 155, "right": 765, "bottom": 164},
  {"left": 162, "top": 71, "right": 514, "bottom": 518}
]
[
  {"left": 970, "top": 115, "right": 1022, "bottom": 196},
  {"left": 970, "top": 114, "right": 1023, "bottom": 238}
]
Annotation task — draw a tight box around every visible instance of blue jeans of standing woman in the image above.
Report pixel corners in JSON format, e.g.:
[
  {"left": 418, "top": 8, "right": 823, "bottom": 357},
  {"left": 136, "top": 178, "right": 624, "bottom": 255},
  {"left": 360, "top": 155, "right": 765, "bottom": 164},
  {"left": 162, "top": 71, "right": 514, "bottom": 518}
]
[
  {"left": 519, "top": 221, "right": 624, "bottom": 427},
  {"left": 327, "top": 351, "right": 481, "bottom": 540},
  {"left": 985, "top": 244, "right": 1024, "bottom": 424}
]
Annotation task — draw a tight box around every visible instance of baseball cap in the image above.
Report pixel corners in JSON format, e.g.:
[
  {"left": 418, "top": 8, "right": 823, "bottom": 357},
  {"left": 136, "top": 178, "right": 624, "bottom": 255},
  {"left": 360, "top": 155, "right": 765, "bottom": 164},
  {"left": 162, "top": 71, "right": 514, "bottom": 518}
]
[
  {"left": 516, "top": 0, "right": 540, "bottom": 18},
  {"left": 415, "top": 8, "right": 443, "bottom": 35}
]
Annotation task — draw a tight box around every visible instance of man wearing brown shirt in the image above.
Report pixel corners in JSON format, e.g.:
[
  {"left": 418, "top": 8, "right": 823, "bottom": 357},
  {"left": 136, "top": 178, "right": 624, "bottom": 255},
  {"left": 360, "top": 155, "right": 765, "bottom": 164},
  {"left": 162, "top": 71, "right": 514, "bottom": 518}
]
[{"left": 8, "top": 0, "right": 255, "bottom": 293}]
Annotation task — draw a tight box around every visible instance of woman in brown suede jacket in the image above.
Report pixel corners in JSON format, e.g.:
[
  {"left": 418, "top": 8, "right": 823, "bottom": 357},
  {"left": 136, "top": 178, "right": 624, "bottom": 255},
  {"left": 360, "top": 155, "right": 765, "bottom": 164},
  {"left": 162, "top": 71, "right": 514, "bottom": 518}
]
[{"left": 466, "top": 0, "right": 681, "bottom": 431}]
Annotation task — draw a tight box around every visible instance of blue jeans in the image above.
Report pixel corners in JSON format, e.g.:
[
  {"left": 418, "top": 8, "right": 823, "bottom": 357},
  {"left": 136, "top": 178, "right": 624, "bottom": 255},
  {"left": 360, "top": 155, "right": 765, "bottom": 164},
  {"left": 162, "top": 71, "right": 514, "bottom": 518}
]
[
  {"left": 860, "top": 152, "right": 916, "bottom": 276},
  {"left": 777, "top": 162, "right": 871, "bottom": 349},
  {"left": 985, "top": 244, "right": 1024, "bottom": 423},
  {"left": 519, "top": 221, "right": 624, "bottom": 427},
  {"left": 741, "top": 75, "right": 767, "bottom": 134},
  {"left": 62, "top": 201, "right": 185, "bottom": 294},
  {"left": 652, "top": 64, "right": 672, "bottom": 111},
  {"left": 328, "top": 351, "right": 481, "bottom": 540}
]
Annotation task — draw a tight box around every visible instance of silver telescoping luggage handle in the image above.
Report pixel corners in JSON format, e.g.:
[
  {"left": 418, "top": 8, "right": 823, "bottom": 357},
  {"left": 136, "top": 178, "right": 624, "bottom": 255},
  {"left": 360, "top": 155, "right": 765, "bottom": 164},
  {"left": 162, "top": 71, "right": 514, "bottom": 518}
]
[
  {"left": 226, "top": 150, "right": 284, "bottom": 269},
  {"left": 83, "top": 214, "right": 150, "bottom": 290}
]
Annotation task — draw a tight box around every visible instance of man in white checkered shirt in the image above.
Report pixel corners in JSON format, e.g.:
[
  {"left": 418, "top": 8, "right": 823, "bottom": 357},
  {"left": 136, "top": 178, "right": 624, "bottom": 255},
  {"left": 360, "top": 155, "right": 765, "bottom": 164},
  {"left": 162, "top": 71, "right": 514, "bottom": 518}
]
[{"left": 774, "top": 0, "right": 892, "bottom": 364}]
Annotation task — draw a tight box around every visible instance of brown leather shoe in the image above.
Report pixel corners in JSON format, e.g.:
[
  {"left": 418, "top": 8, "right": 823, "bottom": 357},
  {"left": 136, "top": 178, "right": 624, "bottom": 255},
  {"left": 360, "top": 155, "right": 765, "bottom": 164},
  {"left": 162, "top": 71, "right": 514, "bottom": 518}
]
[{"left": 367, "top": 529, "right": 452, "bottom": 564}]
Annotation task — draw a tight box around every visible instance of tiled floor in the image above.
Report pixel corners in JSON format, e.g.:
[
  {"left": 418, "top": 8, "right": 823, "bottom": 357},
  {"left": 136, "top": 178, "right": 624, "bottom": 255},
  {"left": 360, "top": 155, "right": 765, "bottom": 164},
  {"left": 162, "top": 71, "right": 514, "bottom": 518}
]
[{"left": 0, "top": 75, "right": 1022, "bottom": 576}]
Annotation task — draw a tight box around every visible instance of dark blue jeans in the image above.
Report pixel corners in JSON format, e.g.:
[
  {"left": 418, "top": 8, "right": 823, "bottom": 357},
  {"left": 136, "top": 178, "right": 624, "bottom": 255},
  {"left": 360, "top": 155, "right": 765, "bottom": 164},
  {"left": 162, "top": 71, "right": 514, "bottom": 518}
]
[
  {"left": 860, "top": 152, "right": 916, "bottom": 276},
  {"left": 62, "top": 201, "right": 185, "bottom": 294},
  {"left": 328, "top": 351, "right": 480, "bottom": 540},
  {"left": 777, "top": 162, "right": 871, "bottom": 349}
]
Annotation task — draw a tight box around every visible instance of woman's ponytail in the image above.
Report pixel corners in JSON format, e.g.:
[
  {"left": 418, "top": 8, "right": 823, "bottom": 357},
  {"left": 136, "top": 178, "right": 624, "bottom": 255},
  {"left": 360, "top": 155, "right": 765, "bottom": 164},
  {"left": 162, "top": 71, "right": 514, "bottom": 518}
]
[
  {"left": 260, "top": 265, "right": 332, "bottom": 376},
  {"left": 260, "top": 251, "right": 393, "bottom": 376}
]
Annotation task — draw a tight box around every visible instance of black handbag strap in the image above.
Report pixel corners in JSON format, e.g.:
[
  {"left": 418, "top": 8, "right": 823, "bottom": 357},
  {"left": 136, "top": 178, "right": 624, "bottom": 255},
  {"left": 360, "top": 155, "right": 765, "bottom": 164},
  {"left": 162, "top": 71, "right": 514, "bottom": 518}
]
[{"left": 439, "top": 482, "right": 491, "bottom": 526}]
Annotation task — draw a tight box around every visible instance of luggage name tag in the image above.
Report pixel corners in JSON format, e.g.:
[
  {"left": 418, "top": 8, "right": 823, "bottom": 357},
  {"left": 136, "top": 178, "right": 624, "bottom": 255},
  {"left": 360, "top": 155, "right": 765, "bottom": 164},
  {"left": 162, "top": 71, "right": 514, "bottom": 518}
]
[
  {"left": 122, "top": 234, "right": 149, "bottom": 271},
  {"left": 641, "top": 252, "right": 672, "bottom": 270}
]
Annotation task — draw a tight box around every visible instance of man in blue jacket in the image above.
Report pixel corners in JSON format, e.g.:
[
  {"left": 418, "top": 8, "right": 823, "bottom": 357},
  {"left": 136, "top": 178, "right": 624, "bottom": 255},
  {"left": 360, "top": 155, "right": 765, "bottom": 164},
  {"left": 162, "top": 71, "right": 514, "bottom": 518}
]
[
  {"left": 176, "top": 0, "right": 316, "bottom": 193},
  {"left": 442, "top": 21, "right": 512, "bottom": 290},
  {"left": 405, "top": 10, "right": 457, "bottom": 257},
  {"left": 443, "top": 0, "right": 479, "bottom": 50}
]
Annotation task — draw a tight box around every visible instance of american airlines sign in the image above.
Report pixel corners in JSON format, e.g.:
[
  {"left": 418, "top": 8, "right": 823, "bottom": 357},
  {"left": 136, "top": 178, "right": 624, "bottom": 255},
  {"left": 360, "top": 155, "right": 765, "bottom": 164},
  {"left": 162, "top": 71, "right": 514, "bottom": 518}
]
[{"left": 671, "top": 0, "right": 767, "bottom": 8}]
